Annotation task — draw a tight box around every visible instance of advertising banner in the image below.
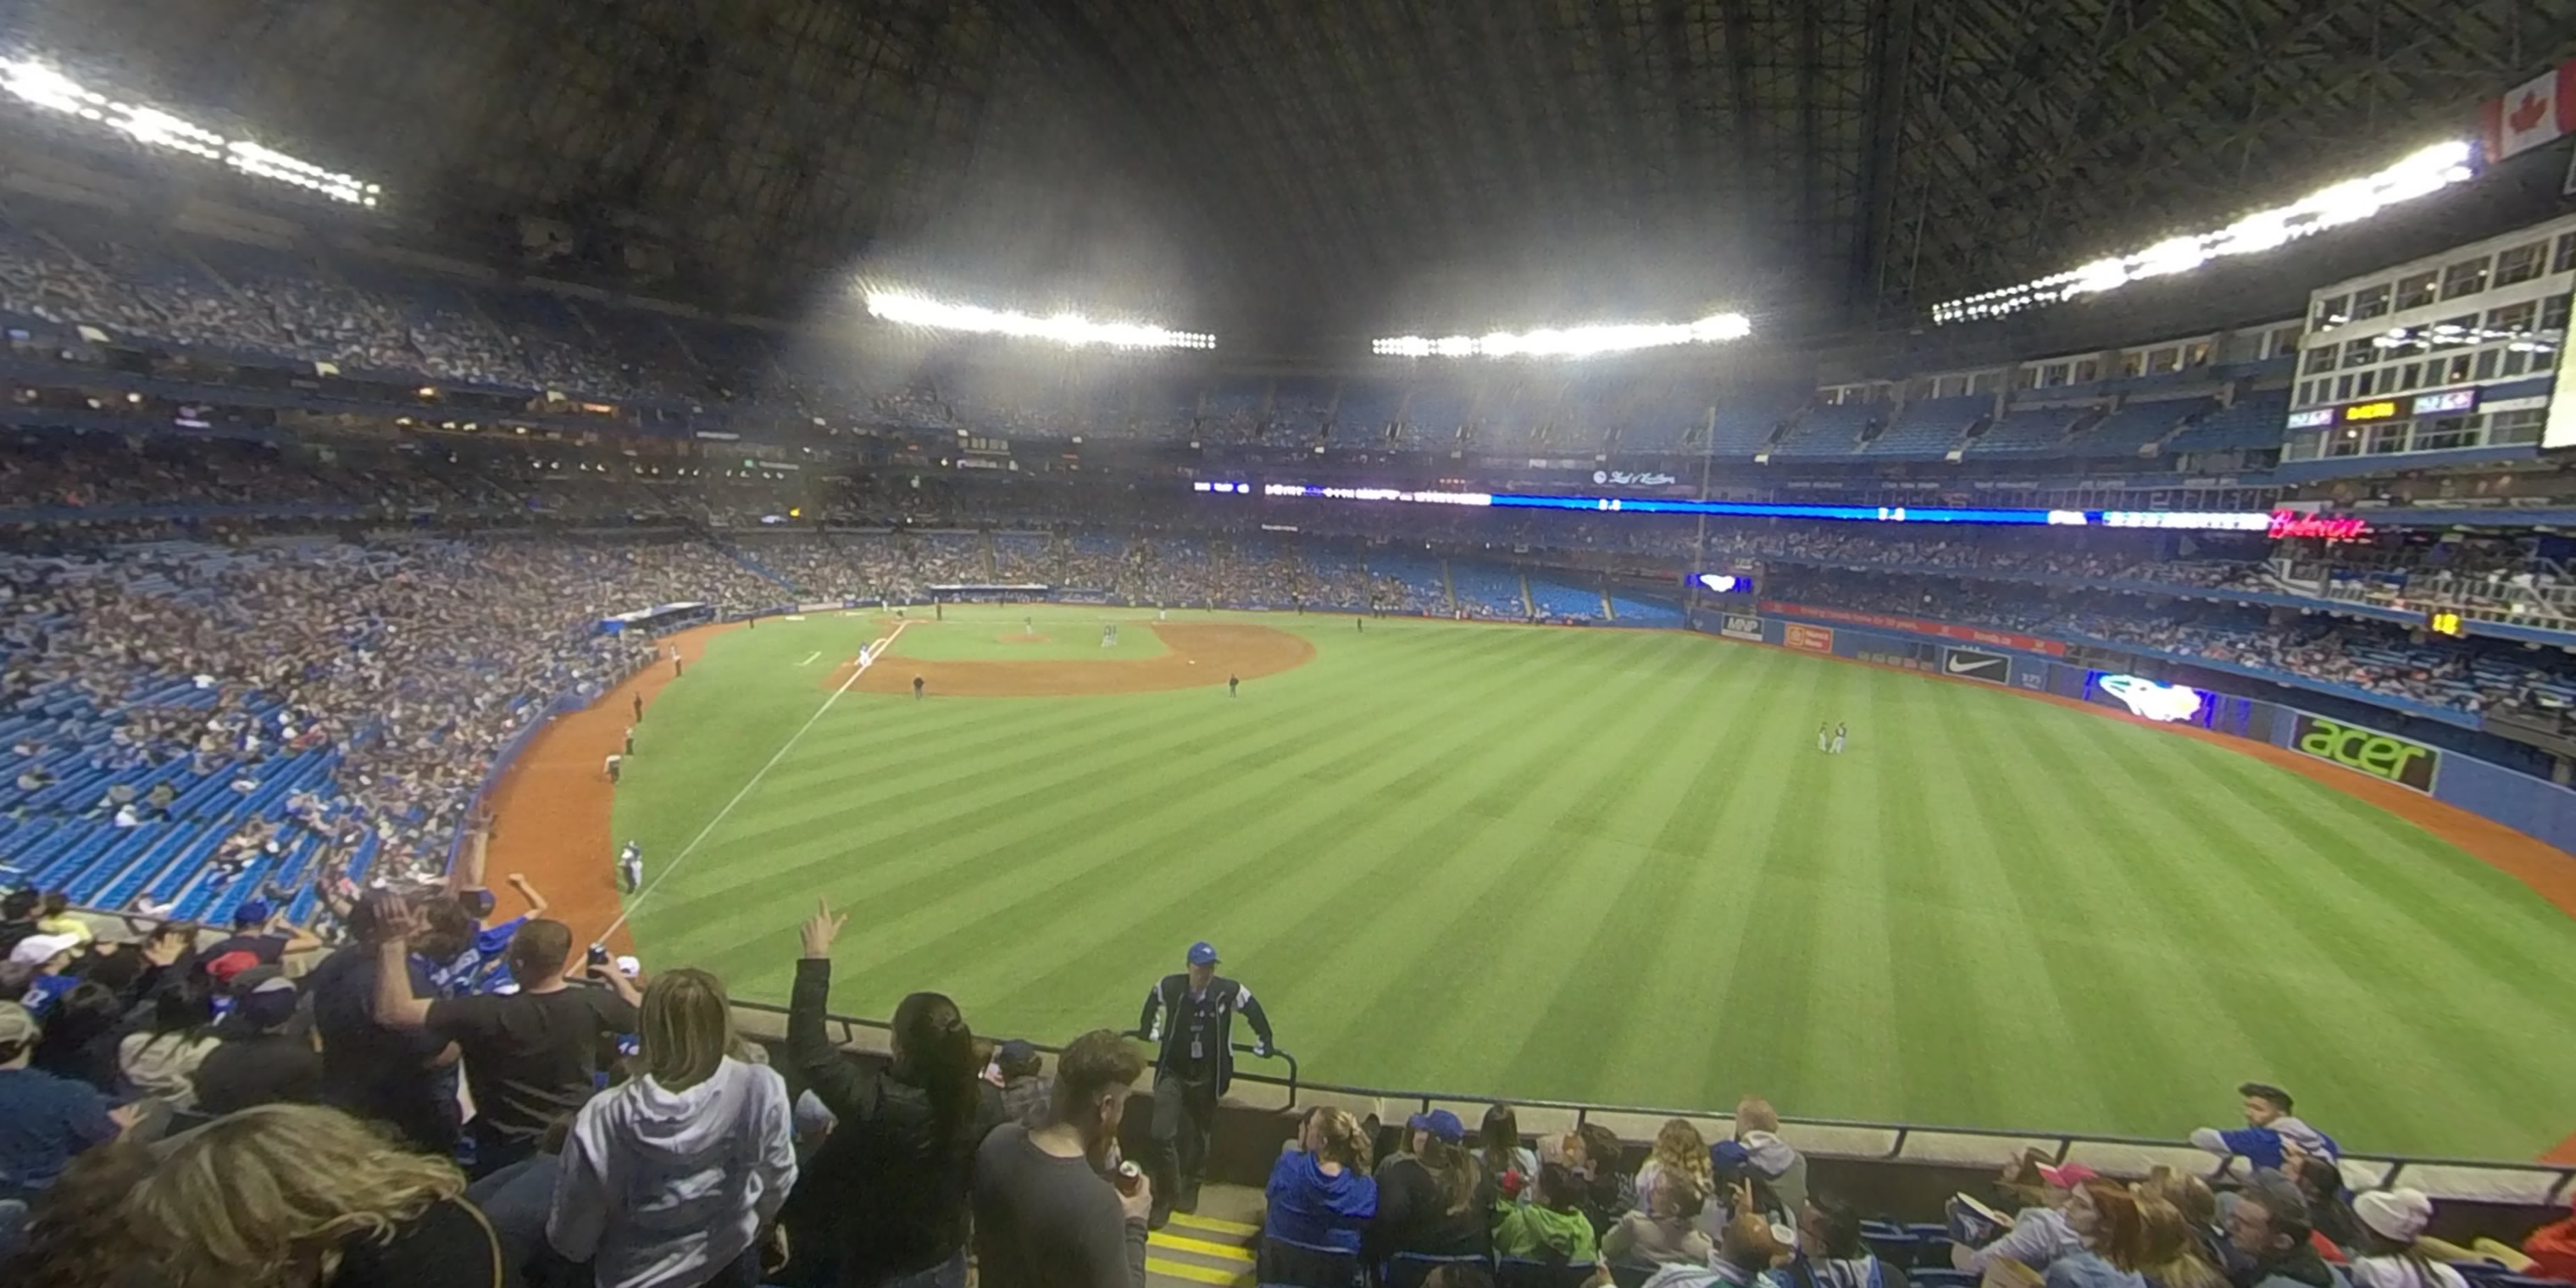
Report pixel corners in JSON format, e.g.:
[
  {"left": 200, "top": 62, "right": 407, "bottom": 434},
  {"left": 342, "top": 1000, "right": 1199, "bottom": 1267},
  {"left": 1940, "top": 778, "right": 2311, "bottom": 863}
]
[
  {"left": 1759, "top": 601, "right": 2068, "bottom": 657},
  {"left": 2288, "top": 712, "right": 2440, "bottom": 792},
  {"left": 1720, "top": 613, "right": 1763, "bottom": 641},
  {"left": 1784, "top": 623, "right": 1835, "bottom": 653},
  {"left": 1941, "top": 647, "right": 2011, "bottom": 685}
]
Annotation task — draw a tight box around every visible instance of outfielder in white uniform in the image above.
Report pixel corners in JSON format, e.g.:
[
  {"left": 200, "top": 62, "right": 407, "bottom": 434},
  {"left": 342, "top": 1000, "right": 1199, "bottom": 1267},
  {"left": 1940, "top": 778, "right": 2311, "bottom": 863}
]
[{"left": 619, "top": 841, "right": 643, "bottom": 892}]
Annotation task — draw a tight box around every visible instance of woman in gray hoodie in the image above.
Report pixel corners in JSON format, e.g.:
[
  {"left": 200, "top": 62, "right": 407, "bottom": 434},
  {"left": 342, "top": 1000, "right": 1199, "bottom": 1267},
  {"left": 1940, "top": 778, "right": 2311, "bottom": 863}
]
[{"left": 548, "top": 968, "right": 798, "bottom": 1288}]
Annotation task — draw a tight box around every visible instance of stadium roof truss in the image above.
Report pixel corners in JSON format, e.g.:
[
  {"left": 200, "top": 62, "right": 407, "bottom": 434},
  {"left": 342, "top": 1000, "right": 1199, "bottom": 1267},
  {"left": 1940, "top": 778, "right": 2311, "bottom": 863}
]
[{"left": 23, "top": 0, "right": 2571, "bottom": 339}]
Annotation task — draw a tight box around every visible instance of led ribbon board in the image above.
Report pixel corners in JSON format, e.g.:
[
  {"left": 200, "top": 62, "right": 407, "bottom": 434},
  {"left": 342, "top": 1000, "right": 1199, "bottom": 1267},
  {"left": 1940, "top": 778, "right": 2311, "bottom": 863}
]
[{"left": 1252, "top": 481, "right": 2281, "bottom": 531}]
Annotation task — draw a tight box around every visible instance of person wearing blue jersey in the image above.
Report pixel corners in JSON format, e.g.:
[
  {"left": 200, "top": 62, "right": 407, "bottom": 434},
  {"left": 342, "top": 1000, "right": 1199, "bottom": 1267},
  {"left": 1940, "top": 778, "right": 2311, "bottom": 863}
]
[{"left": 2190, "top": 1082, "right": 2338, "bottom": 1170}]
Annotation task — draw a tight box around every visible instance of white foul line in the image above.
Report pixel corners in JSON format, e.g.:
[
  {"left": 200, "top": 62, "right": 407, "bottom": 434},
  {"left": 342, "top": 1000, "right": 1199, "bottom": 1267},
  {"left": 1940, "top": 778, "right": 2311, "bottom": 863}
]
[
  {"left": 797, "top": 651, "right": 822, "bottom": 667},
  {"left": 599, "top": 620, "right": 908, "bottom": 940}
]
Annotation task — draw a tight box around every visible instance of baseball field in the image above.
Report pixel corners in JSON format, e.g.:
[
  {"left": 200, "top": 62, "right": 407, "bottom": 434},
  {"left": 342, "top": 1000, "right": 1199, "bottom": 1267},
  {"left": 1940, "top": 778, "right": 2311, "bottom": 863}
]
[{"left": 602, "top": 605, "right": 2576, "bottom": 1159}]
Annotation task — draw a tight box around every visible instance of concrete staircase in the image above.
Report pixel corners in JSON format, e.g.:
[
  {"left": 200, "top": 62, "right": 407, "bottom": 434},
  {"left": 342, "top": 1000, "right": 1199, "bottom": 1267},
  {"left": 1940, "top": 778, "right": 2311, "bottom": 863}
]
[{"left": 1147, "top": 1185, "right": 1260, "bottom": 1288}]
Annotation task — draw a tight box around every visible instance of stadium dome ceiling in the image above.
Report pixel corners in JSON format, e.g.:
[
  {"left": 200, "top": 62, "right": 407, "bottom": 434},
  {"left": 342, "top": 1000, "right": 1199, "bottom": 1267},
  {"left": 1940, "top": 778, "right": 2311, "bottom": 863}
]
[{"left": 21, "top": 0, "right": 2573, "bottom": 351}]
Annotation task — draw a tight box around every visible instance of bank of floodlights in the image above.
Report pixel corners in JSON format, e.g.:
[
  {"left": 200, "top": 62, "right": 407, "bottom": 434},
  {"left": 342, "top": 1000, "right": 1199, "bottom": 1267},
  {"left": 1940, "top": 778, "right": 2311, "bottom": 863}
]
[
  {"left": 1372, "top": 313, "right": 1752, "bottom": 358},
  {"left": 1931, "top": 141, "right": 2476, "bottom": 325},
  {"left": 0, "top": 57, "right": 380, "bottom": 206},
  {"left": 863, "top": 289, "right": 1215, "bottom": 351}
]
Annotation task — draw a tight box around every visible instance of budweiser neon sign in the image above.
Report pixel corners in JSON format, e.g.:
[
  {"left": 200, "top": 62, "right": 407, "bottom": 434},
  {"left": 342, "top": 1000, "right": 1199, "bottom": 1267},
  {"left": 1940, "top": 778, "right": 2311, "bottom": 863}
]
[{"left": 2268, "top": 510, "right": 2372, "bottom": 542}]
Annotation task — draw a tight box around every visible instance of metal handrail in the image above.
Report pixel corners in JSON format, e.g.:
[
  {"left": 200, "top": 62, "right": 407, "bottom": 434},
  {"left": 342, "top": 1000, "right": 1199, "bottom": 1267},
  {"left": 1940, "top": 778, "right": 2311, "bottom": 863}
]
[{"left": 728, "top": 999, "right": 2576, "bottom": 1203}]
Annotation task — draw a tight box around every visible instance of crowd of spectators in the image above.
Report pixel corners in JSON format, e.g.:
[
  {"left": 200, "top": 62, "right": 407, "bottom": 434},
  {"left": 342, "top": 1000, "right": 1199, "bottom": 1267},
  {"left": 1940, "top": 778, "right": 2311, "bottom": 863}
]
[
  {"left": 1758, "top": 567, "right": 2576, "bottom": 715},
  {"left": 9, "top": 874, "right": 2571, "bottom": 1288}
]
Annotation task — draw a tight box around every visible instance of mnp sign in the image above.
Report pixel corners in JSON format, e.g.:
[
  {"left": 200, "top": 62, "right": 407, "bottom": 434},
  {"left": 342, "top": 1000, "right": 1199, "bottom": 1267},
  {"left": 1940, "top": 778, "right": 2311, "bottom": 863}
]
[
  {"left": 2290, "top": 713, "right": 2440, "bottom": 792},
  {"left": 1721, "top": 613, "right": 1763, "bottom": 641},
  {"left": 1784, "top": 623, "right": 1834, "bottom": 652}
]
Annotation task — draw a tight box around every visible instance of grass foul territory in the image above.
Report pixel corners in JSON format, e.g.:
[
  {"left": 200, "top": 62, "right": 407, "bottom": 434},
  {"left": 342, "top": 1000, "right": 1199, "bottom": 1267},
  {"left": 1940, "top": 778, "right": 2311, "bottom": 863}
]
[{"left": 611, "top": 606, "right": 2576, "bottom": 1160}]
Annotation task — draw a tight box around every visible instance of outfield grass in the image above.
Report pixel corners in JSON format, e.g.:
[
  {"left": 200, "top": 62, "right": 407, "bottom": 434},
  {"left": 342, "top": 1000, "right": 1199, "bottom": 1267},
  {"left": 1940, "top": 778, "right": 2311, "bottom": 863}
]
[{"left": 616, "top": 606, "right": 2576, "bottom": 1158}]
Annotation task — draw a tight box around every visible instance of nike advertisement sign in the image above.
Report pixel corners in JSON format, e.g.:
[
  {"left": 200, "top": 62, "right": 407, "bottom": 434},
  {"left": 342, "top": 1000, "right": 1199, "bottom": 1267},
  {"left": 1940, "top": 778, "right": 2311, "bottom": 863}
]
[{"left": 1942, "top": 647, "right": 2009, "bottom": 684}]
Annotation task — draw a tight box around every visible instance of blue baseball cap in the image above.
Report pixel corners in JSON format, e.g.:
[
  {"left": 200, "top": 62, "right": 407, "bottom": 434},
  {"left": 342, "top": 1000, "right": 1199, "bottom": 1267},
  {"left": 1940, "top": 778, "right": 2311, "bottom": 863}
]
[
  {"left": 1407, "top": 1109, "right": 1466, "bottom": 1143},
  {"left": 1186, "top": 941, "right": 1219, "bottom": 966},
  {"left": 233, "top": 898, "right": 272, "bottom": 929}
]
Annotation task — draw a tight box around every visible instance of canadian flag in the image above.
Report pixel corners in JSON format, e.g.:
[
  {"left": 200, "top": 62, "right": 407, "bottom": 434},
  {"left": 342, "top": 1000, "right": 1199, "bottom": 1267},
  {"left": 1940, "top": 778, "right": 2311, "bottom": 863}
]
[{"left": 2482, "top": 58, "right": 2576, "bottom": 161}]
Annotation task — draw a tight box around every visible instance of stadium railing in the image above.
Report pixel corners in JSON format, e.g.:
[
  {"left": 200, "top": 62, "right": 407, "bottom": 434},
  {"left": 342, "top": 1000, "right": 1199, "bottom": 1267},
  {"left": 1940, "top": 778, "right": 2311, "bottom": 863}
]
[{"left": 727, "top": 999, "right": 2575, "bottom": 1209}]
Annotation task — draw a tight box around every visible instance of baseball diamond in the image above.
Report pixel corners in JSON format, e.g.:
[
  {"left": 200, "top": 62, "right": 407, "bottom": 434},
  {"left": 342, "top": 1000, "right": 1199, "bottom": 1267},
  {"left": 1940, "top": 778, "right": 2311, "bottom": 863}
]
[{"left": 550, "top": 604, "right": 2576, "bottom": 1161}]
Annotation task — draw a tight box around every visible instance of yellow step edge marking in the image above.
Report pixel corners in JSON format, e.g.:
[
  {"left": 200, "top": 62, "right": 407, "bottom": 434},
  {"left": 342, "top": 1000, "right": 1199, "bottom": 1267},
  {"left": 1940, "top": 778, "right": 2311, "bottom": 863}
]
[
  {"left": 1168, "top": 1213, "right": 1263, "bottom": 1238},
  {"left": 1146, "top": 1256, "right": 1251, "bottom": 1285},
  {"left": 1150, "top": 1232, "right": 1257, "bottom": 1263}
]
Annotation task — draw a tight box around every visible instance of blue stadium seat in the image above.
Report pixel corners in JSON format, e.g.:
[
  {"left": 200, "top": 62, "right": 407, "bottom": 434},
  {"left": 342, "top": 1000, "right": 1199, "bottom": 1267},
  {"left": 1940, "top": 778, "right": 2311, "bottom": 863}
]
[
  {"left": 1257, "top": 1235, "right": 1365, "bottom": 1288},
  {"left": 1385, "top": 1252, "right": 1494, "bottom": 1288},
  {"left": 1497, "top": 1257, "right": 1601, "bottom": 1288}
]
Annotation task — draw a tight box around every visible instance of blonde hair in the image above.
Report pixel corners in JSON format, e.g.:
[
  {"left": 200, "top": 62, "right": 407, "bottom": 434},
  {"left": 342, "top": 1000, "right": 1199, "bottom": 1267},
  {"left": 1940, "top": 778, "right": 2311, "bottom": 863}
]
[
  {"left": 1735, "top": 1097, "right": 1781, "bottom": 1134},
  {"left": 1306, "top": 1106, "right": 1374, "bottom": 1171},
  {"left": 2137, "top": 1196, "right": 2229, "bottom": 1288},
  {"left": 130, "top": 1104, "right": 468, "bottom": 1288},
  {"left": 1648, "top": 1119, "right": 1714, "bottom": 1198},
  {"left": 636, "top": 968, "right": 737, "bottom": 1092},
  {"left": 2135, "top": 1167, "right": 2218, "bottom": 1229}
]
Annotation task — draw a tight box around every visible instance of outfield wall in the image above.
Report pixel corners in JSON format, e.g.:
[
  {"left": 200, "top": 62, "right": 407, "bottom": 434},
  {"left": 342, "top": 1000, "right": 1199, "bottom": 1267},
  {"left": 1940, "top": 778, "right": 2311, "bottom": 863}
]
[{"left": 1700, "top": 606, "right": 2576, "bottom": 859}]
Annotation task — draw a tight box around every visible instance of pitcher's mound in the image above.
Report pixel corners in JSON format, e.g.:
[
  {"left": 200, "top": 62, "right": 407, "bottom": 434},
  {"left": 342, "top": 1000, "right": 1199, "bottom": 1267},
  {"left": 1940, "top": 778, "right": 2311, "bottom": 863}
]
[{"left": 847, "top": 623, "right": 1313, "bottom": 697}]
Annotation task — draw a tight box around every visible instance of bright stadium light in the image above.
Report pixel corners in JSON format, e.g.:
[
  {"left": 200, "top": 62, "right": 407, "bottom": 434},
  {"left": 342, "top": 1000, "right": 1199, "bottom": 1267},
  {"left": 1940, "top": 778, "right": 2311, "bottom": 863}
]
[
  {"left": 1931, "top": 141, "right": 2475, "bottom": 325},
  {"left": 0, "top": 57, "right": 380, "bottom": 205},
  {"left": 863, "top": 289, "right": 1215, "bottom": 351},
  {"left": 1372, "top": 313, "right": 1752, "bottom": 359}
]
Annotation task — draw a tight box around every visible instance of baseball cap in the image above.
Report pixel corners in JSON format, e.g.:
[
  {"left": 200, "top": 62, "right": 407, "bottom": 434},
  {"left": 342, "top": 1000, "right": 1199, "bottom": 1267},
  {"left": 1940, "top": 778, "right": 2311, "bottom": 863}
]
[
  {"left": 204, "top": 948, "right": 264, "bottom": 985},
  {"left": 2353, "top": 1188, "right": 2434, "bottom": 1243},
  {"left": 997, "top": 1039, "right": 1042, "bottom": 1075},
  {"left": 234, "top": 975, "right": 301, "bottom": 1031},
  {"left": 1407, "top": 1109, "right": 1466, "bottom": 1143},
  {"left": 232, "top": 898, "right": 272, "bottom": 929},
  {"left": 8, "top": 931, "right": 80, "bottom": 968},
  {"left": 1186, "top": 941, "right": 1219, "bottom": 966},
  {"left": 461, "top": 889, "right": 497, "bottom": 919},
  {"left": 0, "top": 1000, "right": 37, "bottom": 1046},
  {"left": 2037, "top": 1162, "right": 2101, "bottom": 1188}
]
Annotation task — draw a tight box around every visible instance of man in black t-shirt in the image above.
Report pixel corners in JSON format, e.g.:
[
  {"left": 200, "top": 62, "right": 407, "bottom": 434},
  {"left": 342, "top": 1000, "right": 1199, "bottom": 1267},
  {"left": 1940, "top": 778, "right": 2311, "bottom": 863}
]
[{"left": 372, "top": 908, "right": 640, "bottom": 1177}]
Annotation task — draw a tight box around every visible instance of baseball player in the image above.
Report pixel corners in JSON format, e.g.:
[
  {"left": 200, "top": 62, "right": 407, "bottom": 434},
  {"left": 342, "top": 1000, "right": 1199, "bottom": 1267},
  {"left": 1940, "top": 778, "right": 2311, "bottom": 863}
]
[
  {"left": 1816, "top": 723, "right": 1830, "bottom": 752},
  {"left": 618, "top": 841, "right": 643, "bottom": 892},
  {"left": 1831, "top": 722, "right": 1848, "bottom": 755}
]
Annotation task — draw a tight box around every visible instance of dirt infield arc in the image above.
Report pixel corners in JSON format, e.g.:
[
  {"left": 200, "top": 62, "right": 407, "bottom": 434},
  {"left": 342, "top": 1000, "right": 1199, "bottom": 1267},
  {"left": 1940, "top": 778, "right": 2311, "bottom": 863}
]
[{"left": 833, "top": 621, "right": 1317, "bottom": 697}]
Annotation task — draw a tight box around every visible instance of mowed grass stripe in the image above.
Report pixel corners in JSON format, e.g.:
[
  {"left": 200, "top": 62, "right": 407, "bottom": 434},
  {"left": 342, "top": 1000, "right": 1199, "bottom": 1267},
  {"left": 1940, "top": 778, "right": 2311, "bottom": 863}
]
[
  {"left": 2136, "top": 738, "right": 2576, "bottom": 1153},
  {"left": 2072, "top": 717, "right": 2558, "bottom": 1153},
  {"left": 961, "top": 632, "right": 1669, "bottom": 1010},
  {"left": 1314, "top": 631, "right": 1746, "bottom": 1096},
  {"left": 1489, "top": 640, "right": 1812, "bottom": 1106},
  {"left": 1174, "top": 629, "right": 1696, "bottom": 1086},
  {"left": 822, "top": 628, "right": 1646, "bottom": 1029},
  {"left": 643, "top": 626, "right": 1604, "bottom": 1008},
  {"left": 702, "top": 624, "right": 1516, "bottom": 852}
]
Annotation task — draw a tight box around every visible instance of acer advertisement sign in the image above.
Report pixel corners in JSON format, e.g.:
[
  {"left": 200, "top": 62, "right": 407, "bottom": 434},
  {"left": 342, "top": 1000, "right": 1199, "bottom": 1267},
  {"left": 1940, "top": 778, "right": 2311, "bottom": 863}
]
[
  {"left": 2290, "top": 713, "right": 2440, "bottom": 792},
  {"left": 1942, "top": 647, "right": 2010, "bottom": 685}
]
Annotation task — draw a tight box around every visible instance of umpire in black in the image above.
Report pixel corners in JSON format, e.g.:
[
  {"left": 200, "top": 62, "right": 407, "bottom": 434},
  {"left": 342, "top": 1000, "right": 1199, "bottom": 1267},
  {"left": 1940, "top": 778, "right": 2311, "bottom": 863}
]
[{"left": 1135, "top": 940, "right": 1274, "bottom": 1228}]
